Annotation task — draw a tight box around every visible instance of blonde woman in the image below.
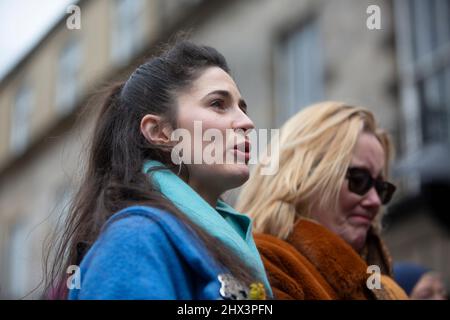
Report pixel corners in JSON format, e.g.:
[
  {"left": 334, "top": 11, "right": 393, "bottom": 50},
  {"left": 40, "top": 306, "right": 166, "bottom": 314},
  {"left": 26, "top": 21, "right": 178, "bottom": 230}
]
[{"left": 237, "top": 101, "right": 407, "bottom": 300}]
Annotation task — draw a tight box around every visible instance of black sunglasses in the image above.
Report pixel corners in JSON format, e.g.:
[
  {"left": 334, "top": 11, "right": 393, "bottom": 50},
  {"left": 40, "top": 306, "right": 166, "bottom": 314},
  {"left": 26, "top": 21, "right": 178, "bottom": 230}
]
[{"left": 346, "top": 167, "right": 396, "bottom": 205}]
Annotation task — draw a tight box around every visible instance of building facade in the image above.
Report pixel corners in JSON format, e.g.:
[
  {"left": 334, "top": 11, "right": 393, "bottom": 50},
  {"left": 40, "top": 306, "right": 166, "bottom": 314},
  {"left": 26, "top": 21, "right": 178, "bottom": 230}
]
[{"left": 0, "top": 0, "right": 448, "bottom": 298}]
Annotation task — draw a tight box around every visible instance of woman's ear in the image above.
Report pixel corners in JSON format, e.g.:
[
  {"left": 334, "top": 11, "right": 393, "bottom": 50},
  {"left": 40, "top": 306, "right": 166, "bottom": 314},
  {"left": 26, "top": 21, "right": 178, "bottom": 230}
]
[{"left": 140, "top": 114, "right": 173, "bottom": 146}]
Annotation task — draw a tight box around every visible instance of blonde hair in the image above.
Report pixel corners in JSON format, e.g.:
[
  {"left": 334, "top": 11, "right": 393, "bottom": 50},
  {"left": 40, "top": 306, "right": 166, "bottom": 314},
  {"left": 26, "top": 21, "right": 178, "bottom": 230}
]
[{"left": 236, "top": 101, "right": 392, "bottom": 240}]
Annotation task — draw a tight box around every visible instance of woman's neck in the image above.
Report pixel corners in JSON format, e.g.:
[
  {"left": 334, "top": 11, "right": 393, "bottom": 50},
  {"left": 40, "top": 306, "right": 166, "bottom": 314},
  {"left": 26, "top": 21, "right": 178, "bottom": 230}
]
[
  {"left": 173, "top": 167, "right": 221, "bottom": 208},
  {"left": 190, "top": 183, "right": 220, "bottom": 207},
  {"left": 181, "top": 176, "right": 220, "bottom": 208}
]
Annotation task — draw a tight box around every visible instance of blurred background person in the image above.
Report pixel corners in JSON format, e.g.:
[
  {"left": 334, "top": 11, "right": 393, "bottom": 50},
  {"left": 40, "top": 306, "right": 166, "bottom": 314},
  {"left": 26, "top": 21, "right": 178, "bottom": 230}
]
[
  {"left": 237, "top": 101, "right": 407, "bottom": 299},
  {"left": 394, "top": 263, "right": 448, "bottom": 300}
]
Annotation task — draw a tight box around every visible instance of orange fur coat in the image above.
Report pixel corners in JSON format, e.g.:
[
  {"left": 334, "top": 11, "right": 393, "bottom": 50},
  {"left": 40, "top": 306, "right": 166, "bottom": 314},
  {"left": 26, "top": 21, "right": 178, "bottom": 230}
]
[{"left": 255, "top": 219, "right": 408, "bottom": 300}]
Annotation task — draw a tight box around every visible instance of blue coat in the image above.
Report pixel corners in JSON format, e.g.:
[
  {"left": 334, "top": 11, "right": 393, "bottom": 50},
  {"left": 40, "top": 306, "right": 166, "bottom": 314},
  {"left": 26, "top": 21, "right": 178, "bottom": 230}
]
[
  {"left": 68, "top": 160, "right": 272, "bottom": 299},
  {"left": 69, "top": 206, "right": 224, "bottom": 299}
]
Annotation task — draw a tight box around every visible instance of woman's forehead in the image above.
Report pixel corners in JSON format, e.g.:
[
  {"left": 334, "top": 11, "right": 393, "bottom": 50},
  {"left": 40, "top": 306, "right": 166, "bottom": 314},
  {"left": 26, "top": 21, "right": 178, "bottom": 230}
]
[
  {"left": 350, "top": 133, "right": 385, "bottom": 174},
  {"left": 189, "top": 67, "right": 241, "bottom": 98}
]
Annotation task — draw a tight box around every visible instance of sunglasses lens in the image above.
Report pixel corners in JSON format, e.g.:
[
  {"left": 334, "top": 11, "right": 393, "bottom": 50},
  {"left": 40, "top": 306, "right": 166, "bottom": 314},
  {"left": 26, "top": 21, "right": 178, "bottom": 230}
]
[
  {"left": 347, "top": 169, "right": 372, "bottom": 195},
  {"left": 376, "top": 182, "right": 396, "bottom": 204},
  {"left": 347, "top": 168, "right": 396, "bottom": 204}
]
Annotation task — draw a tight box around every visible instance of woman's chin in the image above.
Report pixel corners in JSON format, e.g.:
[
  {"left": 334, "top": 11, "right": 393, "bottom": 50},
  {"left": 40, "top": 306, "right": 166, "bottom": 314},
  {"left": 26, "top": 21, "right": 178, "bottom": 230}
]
[
  {"left": 347, "top": 231, "right": 368, "bottom": 253},
  {"left": 223, "top": 163, "right": 250, "bottom": 188}
]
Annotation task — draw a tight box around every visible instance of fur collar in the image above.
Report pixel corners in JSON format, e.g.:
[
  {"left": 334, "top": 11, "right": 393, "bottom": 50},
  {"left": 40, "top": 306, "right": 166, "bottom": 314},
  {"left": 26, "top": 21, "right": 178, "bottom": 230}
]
[{"left": 286, "top": 219, "right": 370, "bottom": 299}]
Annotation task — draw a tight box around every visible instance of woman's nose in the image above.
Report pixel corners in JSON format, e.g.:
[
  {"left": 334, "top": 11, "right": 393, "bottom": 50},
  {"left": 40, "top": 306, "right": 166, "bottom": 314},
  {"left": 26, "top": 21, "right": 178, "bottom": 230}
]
[
  {"left": 362, "top": 187, "right": 382, "bottom": 207},
  {"left": 232, "top": 109, "right": 255, "bottom": 133}
]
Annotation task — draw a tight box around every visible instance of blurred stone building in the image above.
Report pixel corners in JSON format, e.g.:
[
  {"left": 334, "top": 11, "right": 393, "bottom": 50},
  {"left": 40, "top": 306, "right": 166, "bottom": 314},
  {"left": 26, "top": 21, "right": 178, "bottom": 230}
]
[{"left": 0, "top": 0, "right": 448, "bottom": 298}]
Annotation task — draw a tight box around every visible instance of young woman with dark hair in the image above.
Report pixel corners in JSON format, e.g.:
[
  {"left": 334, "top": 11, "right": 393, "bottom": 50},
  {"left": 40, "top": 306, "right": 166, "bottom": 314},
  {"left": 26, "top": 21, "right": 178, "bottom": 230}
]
[{"left": 46, "top": 41, "right": 271, "bottom": 300}]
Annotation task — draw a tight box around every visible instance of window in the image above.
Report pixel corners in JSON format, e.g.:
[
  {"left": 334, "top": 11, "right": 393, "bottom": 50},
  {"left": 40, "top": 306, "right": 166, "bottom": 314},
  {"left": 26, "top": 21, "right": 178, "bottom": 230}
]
[
  {"left": 55, "top": 37, "right": 82, "bottom": 114},
  {"left": 10, "top": 83, "right": 33, "bottom": 155},
  {"left": 395, "top": 0, "right": 450, "bottom": 150},
  {"left": 275, "top": 19, "right": 324, "bottom": 126},
  {"left": 110, "top": 0, "right": 145, "bottom": 66}
]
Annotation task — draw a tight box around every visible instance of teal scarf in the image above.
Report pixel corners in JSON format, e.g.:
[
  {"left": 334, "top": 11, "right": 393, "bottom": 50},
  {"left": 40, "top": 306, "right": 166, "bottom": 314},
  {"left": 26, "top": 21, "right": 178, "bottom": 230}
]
[{"left": 143, "top": 160, "right": 272, "bottom": 297}]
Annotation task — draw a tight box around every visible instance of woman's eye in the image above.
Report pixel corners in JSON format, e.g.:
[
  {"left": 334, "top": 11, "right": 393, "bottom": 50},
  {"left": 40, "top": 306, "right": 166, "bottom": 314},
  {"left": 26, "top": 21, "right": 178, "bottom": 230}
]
[
  {"left": 352, "top": 176, "right": 366, "bottom": 184},
  {"left": 211, "top": 100, "right": 224, "bottom": 109}
]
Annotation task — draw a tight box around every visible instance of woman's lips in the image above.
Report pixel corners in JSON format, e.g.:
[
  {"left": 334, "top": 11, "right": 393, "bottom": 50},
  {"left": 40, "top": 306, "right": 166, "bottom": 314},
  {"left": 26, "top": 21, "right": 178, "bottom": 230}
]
[
  {"left": 233, "top": 140, "right": 251, "bottom": 163},
  {"left": 233, "top": 149, "right": 250, "bottom": 163},
  {"left": 233, "top": 140, "right": 250, "bottom": 153},
  {"left": 349, "top": 213, "right": 373, "bottom": 225}
]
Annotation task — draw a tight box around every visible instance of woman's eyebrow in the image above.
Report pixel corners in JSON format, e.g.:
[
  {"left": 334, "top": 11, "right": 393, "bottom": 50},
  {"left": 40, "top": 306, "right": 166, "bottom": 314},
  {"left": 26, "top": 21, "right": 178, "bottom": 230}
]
[
  {"left": 350, "top": 164, "right": 384, "bottom": 178},
  {"left": 203, "top": 89, "right": 231, "bottom": 100},
  {"left": 202, "top": 89, "right": 247, "bottom": 109}
]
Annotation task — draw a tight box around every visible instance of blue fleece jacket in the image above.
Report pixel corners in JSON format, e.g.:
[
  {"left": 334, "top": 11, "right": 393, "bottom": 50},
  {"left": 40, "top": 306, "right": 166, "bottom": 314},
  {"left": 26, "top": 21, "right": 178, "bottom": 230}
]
[
  {"left": 68, "top": 160, "right": 272, "bottom": 299},
  {"left": 142, "top": 160, "right": 272, "bottom": 295},
  {"left": 69, "top": 206, "right": 224, "bottom": 299}
]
